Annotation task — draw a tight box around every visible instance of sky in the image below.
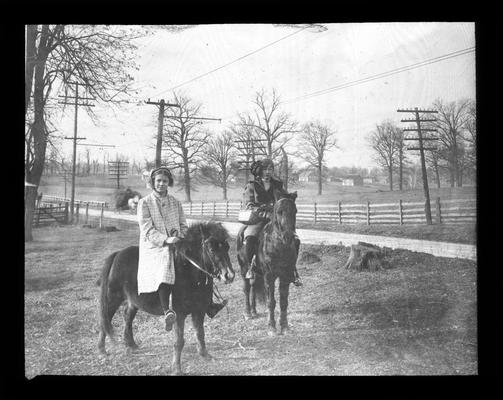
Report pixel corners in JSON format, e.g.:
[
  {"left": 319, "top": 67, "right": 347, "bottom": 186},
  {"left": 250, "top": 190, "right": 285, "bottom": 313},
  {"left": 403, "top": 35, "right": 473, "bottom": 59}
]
[{"left": 54, "top": 22, "right": 475, "bottom": 170}]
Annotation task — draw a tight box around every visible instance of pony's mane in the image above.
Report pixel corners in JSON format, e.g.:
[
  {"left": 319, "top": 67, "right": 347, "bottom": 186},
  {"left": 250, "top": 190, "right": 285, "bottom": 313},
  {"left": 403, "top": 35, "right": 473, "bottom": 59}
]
[{"left": 185, "top": 221, "right": 230, "bottom": 244}]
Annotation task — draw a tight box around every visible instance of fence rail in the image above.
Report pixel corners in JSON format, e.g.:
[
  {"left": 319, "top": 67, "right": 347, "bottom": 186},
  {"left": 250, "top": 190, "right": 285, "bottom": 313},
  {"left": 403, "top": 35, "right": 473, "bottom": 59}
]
[
  {"left": 181, "top": 197, "right": 476, "bottom": 225},
  {"left": 41, "top": 195, "right": 108, "bottom": 209},
  {"left": 33, "top": 203, "right": 68, "bottom": 227},
  {"left": 39, "top": 195, "right": 476, "bottom": 226}
]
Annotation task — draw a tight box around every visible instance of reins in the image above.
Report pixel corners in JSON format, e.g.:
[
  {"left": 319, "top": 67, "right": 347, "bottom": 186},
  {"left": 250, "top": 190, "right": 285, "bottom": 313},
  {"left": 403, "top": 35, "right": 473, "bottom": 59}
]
[{"left": 182, "top": 242, "right": 224, "bottom": 301}]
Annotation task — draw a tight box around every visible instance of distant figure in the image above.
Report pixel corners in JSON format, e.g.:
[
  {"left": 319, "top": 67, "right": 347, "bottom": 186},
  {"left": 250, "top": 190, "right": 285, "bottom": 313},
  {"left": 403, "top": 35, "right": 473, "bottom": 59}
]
[
  {"left": 128, "top": 195, "right": 140, "bottom": 213},
  {"left": 114, "top": 187, "right": 142, "bottom": 213}
]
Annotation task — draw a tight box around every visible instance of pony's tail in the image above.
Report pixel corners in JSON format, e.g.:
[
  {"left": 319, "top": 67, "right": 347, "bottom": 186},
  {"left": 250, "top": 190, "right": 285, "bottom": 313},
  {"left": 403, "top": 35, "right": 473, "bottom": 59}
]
[
  {"left": 99, "top": 251, "right": 119, "bottom": 341},
  {"left": 254, "top": 271, "right": 266, "bottom": 305}
]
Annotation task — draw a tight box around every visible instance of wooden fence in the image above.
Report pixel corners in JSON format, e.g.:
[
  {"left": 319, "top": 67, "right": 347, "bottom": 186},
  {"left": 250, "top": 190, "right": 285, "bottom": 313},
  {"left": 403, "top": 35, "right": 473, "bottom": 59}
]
[
  {"left": 41, "top": 195, "right": 108, "bottom": 209},
  {"left": 36, "top": 197, "right": 106, "bottom": 228},
  {"left": 33, "top": 203, "right": 68, "bottom": 227},
  {"left": 181, "top": 198, "right": 476, "bottom": 225}
]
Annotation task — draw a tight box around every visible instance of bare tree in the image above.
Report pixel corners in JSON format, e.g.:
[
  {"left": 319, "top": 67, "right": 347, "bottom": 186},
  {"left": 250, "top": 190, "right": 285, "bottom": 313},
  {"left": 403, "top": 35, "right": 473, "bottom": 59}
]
[
  {"left": 425, "top": 149, "right": 442, "bottom": 189},
  {"left": 463, "top": 99, "right": 476, "bottom": 180},
  {"left": 25, "top": 24, "right": 141, "bottom": 241},
  {"left": 228, "top": 121, "right": 265, "bottom": 184},
  {"left": 430, "top": 98, "right": 473, "bottom": 187},
  {"left": 298, "top": 121, "right": 338, "bottom": 195},
  {"left": 199, "top": 131, "right": 236, "bottom": 200},
  {"left": 395, "top": 129, "right": 408, "bottom": 191},
  {"left": 237, "top": 89, "right": 298, "bottom": 160},
  {"left": 161, "top": 92, "right": 211, "bottom": 202},
  {"left": 368, "top": 120, "right": 401, "bottom": 191}
]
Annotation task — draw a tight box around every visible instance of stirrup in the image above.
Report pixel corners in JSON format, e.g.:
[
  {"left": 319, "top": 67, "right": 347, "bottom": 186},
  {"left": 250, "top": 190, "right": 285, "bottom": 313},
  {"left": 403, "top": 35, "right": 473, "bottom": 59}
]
[
  {"left": 293, "top": 274, "right": 303, "bottom": 287},
  {"left": 207, "top": 299, "right": 228, "bottom": 318},
  {"left": 164, "top": 310, "right": 176, "bottom": 331}
]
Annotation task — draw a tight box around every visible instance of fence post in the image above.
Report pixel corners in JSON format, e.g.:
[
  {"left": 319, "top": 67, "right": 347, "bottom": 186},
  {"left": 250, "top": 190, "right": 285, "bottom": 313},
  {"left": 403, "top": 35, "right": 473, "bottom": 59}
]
[
  {"left": 338, "top": 201, "right": 342, "bottom": 224},
  {"left": 75, "top": 203, "right": 80, "bottom": 224},
  {"left": 366, "top": 201, "right": 370, "bottom": 225},
  {"left": 189, "top": 201, "right": 193, "bottom": 215},
  {"left": 213, "top": 201, "right": 216, "bottom": 217},
  {"left": 399, "top": 200, "right": 403, "bottom": 225},
  {"left": 85, "top": 203, "right": 89, "bottom": 224},
  {"left": 64, "top": 202, "right": 69, "bottom": 224},
  {"left": 201, "top": 201, "right": 204, "bottom": 216},
  {"left": 314, "top": 202, "right": 317, "bottom": 224},
  {"left": 436, "top": 197, "right": 442, "bottom": 224},
  {"left": 99, "top": 203, "right": 104, "bottom": 229},
  {"left": 225, "top": 200, "right": 229, "bottom": 217}
]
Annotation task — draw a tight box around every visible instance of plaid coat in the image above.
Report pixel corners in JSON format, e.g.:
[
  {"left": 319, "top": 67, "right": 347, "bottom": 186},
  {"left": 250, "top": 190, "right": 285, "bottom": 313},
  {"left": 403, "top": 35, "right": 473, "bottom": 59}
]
[{"left": 137, "top": 191, "right": 188, "bottom": 294}]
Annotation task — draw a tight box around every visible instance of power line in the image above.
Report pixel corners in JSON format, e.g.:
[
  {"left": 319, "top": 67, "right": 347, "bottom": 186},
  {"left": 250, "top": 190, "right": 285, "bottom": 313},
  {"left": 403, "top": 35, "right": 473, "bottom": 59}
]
[
  {"left": 284, "top": 47, "right": 475, "bottom": 105},
  {"left": 149, "top": 26, "right": 310, "bottom": 98}
]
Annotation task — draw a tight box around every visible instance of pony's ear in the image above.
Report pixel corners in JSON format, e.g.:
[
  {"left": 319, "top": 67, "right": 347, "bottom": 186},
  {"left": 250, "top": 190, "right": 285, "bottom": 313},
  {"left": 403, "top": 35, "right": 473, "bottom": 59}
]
[{"left": 289, "top": 191, "right": 298, "bottom": 201}]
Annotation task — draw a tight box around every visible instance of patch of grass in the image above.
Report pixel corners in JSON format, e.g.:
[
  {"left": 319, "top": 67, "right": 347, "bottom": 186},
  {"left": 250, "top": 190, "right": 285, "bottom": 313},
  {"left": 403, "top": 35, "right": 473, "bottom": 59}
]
[{"left": 24, "top": 225, "right": 477, "bottom": 377}]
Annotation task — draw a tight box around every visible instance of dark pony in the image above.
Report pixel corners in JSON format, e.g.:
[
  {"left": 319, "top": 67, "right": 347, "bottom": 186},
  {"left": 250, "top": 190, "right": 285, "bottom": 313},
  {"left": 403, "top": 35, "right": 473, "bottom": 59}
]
[
  {"left": 97, "top": 222, "right": 235, "bottom": 375},
  {"left": 237, "top": 191, "right": 299, "bottom": 335}
]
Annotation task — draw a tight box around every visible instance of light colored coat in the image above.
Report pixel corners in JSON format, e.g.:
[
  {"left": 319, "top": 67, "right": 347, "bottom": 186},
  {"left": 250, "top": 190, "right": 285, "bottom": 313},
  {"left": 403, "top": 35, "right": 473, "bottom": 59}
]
[{"left": 137, "top": 191, "right": 188, "bottom": 294}]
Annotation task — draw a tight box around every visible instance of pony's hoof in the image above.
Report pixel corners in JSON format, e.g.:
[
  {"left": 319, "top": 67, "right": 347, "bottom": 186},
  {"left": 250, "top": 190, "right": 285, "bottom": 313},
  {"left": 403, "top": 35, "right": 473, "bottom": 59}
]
[
  {"left": 98, "top": 348, "right": 108, "bottom": 356},
  {"left": 280, "top": 327, "right": 289, "bottom": 335},
  {"left": 126, "top": 345, "right": 139, "bottom": 355},
  {"left": 251, "top": 311, "right": 259, "bottom": 319},
  {"left": 171, "top": 370, "right": 185, "bottom": 376},
  {"left": 268, "top": 327, "right": 277, "bottom": 336},
  {"left": 244, "top": 313, "right": 253, "bottom": 321},
  {"left": 201, "top": 352, "right": 213, "bottom": 361}
]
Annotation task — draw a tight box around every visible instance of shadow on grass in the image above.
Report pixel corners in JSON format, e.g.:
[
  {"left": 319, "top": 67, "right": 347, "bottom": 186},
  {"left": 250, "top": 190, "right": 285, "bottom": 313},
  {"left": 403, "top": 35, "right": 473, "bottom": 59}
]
[
  {"left": 26, "top": 273, "right": 74, "bottom": 292},
  {"left": 316, "top": 296, "right": 450, "bottom": 331}
]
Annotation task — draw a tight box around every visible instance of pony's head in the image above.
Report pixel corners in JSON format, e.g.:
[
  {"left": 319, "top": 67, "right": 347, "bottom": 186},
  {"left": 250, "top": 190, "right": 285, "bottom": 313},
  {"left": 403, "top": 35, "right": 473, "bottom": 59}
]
[
  {"left": 183, "top": 222, "right": 235, "bottom": 284},
  {"left": 271, "top": 192, "right": 297, "bottom": 241}
]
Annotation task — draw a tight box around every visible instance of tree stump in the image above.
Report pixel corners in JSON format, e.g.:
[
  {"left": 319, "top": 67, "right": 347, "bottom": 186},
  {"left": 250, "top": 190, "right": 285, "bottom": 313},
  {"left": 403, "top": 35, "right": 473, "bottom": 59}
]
[{"left": 343, "top": 242, "right": 388, "bottom": 271}]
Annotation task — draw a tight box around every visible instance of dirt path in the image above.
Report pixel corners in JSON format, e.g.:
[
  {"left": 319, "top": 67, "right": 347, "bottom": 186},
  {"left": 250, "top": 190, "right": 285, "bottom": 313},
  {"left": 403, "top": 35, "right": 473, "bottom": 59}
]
[{"left": 24, "top": 226, "right": 477, "bottom": 377}]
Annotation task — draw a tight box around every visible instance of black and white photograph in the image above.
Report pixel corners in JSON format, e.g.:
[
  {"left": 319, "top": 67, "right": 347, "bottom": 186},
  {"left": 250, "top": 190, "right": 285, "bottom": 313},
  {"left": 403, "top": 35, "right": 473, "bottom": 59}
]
[{"left": 22, "top": 20, "right": 497, "bottom": 383}]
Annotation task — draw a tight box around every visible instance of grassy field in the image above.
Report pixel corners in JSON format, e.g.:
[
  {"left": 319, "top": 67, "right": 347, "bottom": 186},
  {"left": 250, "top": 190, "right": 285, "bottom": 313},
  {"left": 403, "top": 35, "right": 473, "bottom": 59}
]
[
  {"left": 39, "top": 174, "right": 477, "bottom": 205},
  {"left": 25, "top": 224, "right": 477, "bottom": 377}
]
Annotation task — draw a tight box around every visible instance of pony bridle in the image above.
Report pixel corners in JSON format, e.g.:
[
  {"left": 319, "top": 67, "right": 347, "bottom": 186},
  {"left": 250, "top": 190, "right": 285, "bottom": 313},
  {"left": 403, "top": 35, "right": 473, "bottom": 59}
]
[
  {"left": 273, "top": 198, "right": 296, "bottom": 238},
  {"left": 180, "top": 235, "right": 227, "bottom": 284}
]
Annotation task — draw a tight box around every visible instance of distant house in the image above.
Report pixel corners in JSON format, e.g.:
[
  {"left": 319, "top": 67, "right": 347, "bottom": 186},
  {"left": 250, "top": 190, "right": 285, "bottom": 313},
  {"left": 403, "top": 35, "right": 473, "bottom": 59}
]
[
  {"left": 298, "top": 171, "right": 319, "bottom": 182},
  {"left": 327, "top": 175, "right": 343, "bottom": 183},
  {"left": 363, "top": 177, "right": 374, "bottom": 185},
  {"left": 342, "top": 175, "right": 364, "bottom": 186}
]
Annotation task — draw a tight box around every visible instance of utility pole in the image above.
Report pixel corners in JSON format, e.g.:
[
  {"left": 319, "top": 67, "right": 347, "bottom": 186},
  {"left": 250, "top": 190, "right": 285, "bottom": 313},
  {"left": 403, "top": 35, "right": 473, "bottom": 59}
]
[
  {"left": 108, "top": 157, "right": 129, "bottom": 189},
  {"left": 59, "top": 81, "right": 95, "bottom": 223},
  {"left": 145, "top": 99, "right": 181, "bottom": 167},
  {"left": 397, "top": 107, "right": 438, "bottom": 225}
]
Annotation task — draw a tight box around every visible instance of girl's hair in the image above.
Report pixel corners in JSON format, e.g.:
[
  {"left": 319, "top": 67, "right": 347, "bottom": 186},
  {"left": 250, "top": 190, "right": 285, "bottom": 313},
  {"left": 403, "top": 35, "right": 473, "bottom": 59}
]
[
  {"left": 250, "top": 158, "right": 274, "bottom": 178},
  {"left": 150, "top": 167, "right": 174, "bottom": 187}
]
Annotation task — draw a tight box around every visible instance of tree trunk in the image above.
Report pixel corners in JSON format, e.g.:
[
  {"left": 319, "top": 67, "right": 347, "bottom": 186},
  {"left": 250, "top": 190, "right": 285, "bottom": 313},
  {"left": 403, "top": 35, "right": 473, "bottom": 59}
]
[
  {"left": 399, "top": 156, "right": 403, "bottom": 191},
  {"left": 280, "top": 146, "right": 288, "bottom": 191},
  {"left": 223, "top": 185, "right": 227, "bottom": 201},
  {"left": 25, "top": 28, "right": 50, "bottom": 241},
  {"left": 343, "top": 242, "right": 388, "bottom": 271},
  {"left": 183, "top": 156, "right": 191, "bottom": 202},
  {"left": 433, "top": 158, "right": 441, "bottom": 189},
  {"left": 388, "top": 166, "right": 393, "bottom": 191},
  {"left": 25, "top": 25, "right": 38, "bottom": 114},
  {"left": 317, "top": 164, "right": 322, "bottom": 195}
]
